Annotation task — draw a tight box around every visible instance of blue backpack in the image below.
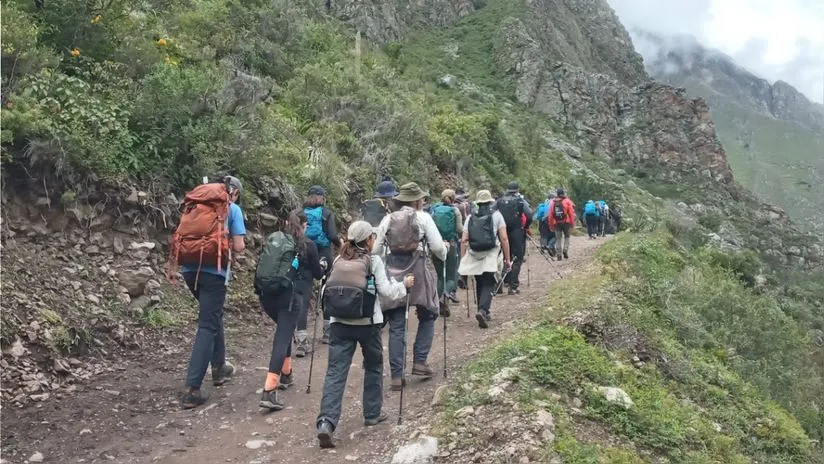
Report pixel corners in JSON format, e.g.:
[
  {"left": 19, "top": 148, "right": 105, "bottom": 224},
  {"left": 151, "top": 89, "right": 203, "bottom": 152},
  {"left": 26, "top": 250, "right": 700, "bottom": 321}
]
[
  {"left": 533, "top": 201, "right": 549, "bottom": 222},
  {"left": 304, "top": 206, "right": 331, "bottom": 248},
  {"left": 584, "top": 202, "right": 599, "bottom": 217}
]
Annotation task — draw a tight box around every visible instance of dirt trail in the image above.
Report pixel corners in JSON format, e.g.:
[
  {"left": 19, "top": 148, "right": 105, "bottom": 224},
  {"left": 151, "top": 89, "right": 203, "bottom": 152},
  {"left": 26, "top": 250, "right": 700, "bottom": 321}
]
[{"left": 2, "top": 235, "right": 607, "bottom": 464}]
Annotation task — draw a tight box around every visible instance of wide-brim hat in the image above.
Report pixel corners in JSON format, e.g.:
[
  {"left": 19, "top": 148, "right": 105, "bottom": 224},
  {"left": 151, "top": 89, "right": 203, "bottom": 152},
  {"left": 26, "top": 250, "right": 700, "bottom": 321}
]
[
  {"left": 441, "top": 189, "right": 456, "bottom": 201},
  {"left": 475, "top": 189, "right": 494, "bottom": 204},
  {"left": 395, "top": 182, "right": 429, "bottom": 202},
  {"left": 375, "top": 180, "right": 399, "bottom": 199}
]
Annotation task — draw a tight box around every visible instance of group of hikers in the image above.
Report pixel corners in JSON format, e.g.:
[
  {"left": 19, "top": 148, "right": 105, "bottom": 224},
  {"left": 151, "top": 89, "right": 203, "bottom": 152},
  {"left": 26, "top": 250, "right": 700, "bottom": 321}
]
[{"left": 165, "top": 176, "right": 619, "bottom": 448}]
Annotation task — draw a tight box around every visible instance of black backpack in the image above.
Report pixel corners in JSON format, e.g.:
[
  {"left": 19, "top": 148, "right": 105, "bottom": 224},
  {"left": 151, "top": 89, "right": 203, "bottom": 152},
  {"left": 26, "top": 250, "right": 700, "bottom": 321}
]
[
  {"left": 361, "top": 199, "right": 388, "bottom": 227},
  {"left": 552, "top": 200, "right": 566, "bottom": 221},
  {"left": 468, "top": 214, "right": 496, "bottom": 252},
  {"left": 254, "top": 232, "right": 298, "bottom": 295},
  {"left": 496, "top": 195, "right": 523, "bottom": 230}
]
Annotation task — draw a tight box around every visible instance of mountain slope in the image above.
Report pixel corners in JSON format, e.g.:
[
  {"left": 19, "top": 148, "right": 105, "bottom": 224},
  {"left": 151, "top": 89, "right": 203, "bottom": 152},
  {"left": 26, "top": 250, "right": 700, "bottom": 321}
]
[{"left": 634, "top": 31, "right": 824, "bottom": 234}]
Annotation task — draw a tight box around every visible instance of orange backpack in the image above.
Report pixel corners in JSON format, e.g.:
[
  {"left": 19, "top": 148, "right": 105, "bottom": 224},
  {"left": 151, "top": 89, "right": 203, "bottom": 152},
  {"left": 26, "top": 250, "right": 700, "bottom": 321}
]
[{"left": 167, "top": 183, "right": 232, "bottom": 278}]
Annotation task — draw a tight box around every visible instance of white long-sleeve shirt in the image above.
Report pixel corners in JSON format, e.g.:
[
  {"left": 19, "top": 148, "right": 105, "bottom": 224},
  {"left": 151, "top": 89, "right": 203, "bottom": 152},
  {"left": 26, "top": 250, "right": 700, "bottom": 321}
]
[
  {"left": 373, "top": 209, "right": 447, "bottom": 261},
  {"left": 330, "top": 255, "right": 407, "bottom": 326}
]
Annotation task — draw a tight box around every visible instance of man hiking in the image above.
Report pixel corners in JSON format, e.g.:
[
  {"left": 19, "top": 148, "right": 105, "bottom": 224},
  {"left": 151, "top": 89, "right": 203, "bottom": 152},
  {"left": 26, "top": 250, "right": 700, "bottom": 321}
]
[
  {"left": 301, "top": 185, "right": 342, "bottom": 353},
  {"left": 548, "top": 188, "right": 575, "bottom": 260},
  {"left": 583, "top": 200, "right": 600, "bottom": 239},
  {"left": 360, "top": 180, "right": 399, "bottom": 227},
  {"left": 533, "top": 191, "right": 556, "bottom": 255},
  {"left": 375, "top": 182, "right": 448, "bottom": 390},
  {"left": 166, "top": 176, "right": 246, "bottom": 409},
  {"left": 316, "top": 221, "right": 414, "bottom": 448},
  {"left": 598, "top": 200, "right": 610, "bottom": 236},
  {"left": 458, "top": 190, "right": 511, "bottom": 329},
  {"left": 495, "top": 181, "right": 531, "bottom": 295},
  {"left": 429, "top": 189, "right": 463, "bottom": 311}
]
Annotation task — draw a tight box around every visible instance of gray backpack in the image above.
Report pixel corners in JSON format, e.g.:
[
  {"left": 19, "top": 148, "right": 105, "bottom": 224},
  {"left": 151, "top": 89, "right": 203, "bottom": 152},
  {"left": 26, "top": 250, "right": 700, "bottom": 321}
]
[{"left": 386, "top": 207, "right": 420, "bottom": 254}]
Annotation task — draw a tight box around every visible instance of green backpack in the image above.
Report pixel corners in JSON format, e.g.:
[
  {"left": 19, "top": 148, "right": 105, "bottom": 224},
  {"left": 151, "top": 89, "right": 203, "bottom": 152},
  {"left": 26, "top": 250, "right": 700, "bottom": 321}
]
[
  {"left": 431, "top": 203, "right": 458, "bottom": 242},
  {"left": 254, "top": 231, "right": 298, "bottom": 294}
]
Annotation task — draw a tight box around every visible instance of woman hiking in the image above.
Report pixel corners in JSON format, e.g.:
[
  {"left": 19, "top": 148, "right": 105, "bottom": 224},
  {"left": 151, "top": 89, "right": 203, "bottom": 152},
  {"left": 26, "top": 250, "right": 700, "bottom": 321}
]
[
  {"left": 298, "top": 185, "right": 342, "bottom": 355},
  {"left": 316, "top": 221, "right": 414, "bottom": 448},
  {"left": 458, "top": 190, "right": 511, "bottom": 328},
  {"left": 255, "top": 210, "right": 325, "bottom": 411}
]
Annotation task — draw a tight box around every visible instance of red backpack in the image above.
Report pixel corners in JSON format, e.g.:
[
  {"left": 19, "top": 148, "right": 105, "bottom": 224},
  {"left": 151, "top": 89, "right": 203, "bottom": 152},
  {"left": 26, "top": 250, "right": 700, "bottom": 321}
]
[{"left": 166, "top": 183, "right": 232, "bottom": 278}]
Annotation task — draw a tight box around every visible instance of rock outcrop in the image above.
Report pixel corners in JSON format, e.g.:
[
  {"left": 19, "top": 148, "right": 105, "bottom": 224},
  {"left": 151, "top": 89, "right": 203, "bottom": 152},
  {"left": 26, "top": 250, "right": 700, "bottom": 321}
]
[{"left": 333, "top": 0, "right": 475, "bottom": 43}]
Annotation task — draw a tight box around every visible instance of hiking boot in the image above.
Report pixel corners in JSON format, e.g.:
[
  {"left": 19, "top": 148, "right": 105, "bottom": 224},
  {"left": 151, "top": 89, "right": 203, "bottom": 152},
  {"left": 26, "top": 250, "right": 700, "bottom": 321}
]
[
  {"left": 317, "top": 420, "right": 335, "bottom": 449},
  {"left": 507, "top": 288, "right": 520, "bottom": 295},
  {"left": 212, "top": 362, "right": 234, "bottom": 386},
  {"left": 390, "top": 377, "right": 406, "bottom": 392},
  {"left": 277, "top": 372, "right": 294, "bottom": 391},
  {"left": 446, "top": 291, "right": 459, "bottom": 303},
  {"left": 321, "top": 320, "right": 330, "bottom": 344},
  {"left": 259, "top": 389, "right": 284, "bottom": 411},
  {"left": 557, "top": 255, "right": 563, "bottom": 261},
  {"left": 364, "top": 410, "right": 389, "bottom": 426},
  {"left": 180, "top": 389, "right": 208, "bottom": 410},
  {"left": 439, "top": 300, "right": 451, "bottom": 318},
  {"left": 412, "top": 362, "right": 434, "bottom": 377},
  {"left": 294, "top": 330, "right": 311, "bottom": 358},
  {"left": 476, "top": 312, "right": 489, "bottom": 329},
  {"left": 563, "top": 251, "right": 569, "bottom": 260}
]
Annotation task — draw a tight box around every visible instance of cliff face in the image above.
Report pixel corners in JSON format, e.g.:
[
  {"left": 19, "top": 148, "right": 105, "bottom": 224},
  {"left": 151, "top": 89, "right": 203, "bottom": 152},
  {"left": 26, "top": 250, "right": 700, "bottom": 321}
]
[
  {"left": 332, "top": 0, "right": 476, "bottom": 42},
  {"left": 634, "top": 31, "right": 824, "bottom": 234},
  {"left": 493, "top": 4, "right": 734, "bottom": 188}
]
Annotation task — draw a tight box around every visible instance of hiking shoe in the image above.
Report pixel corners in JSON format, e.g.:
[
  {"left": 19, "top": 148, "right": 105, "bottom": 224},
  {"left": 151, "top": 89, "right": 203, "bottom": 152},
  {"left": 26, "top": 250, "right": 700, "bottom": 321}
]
[
  {"left": 507, "top": 288, "right": 520, "bottom": 295},
  {"left": 317, "top": 421, "right": 335, "bottom": 449},
  {"left": 439, "top": 300, "right": 451, "bottom": 318},
  {"left": 212, "top": 362, "right": 235, "bottom": 386},
  {"left": 390, "top": 377, "right": 406, "bottom": 392},
  {"left": 563, "top": 251, "right": 569, "bottom": 260},
  {"left": 364, "top": 410, "right": 389, "bottom": 426},
  {"left": 412, "top": 363, "right": 434, "bottom": 377},
  {"left": 557, "top": 255, "right": 563, "bottom": 261},
  {"left": 180, "top": 389, "right": 208, "bottom": 410},
  {"left": 446, "top": 292, "right": 459, "bottom": 303},
  {"left": 259, "top": 389, "right": 284, "bottom": 411},
  {"left": 476, "top": 312, "right": 489, "bottom": 329},
  {"left": 294, "top": 333, "right": 311, "bottom": 358},
  {"left": 277, "top": 372, "right": 294, "bottom": 391}
]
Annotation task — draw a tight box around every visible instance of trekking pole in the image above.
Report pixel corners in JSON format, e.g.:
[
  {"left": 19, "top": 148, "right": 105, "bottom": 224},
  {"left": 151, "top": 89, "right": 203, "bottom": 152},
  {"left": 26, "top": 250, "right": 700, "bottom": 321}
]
[
  {"left": 464, "top": 274, "right": 470, "bottom": 318},
  {"left": 441, "top": 258, "right": 448, "bottom": 378},
  {"left": 398, "top": 293, "right": 411, "bottom": 426},
  {"left": 306, "top": 279, "right": 325, "bottom": 394},
  {"left": 526, "top": 234, "right": 531, "bottom": 289},
  {"left": 492, "top": 268, "right": 512, "bottom": 298}
]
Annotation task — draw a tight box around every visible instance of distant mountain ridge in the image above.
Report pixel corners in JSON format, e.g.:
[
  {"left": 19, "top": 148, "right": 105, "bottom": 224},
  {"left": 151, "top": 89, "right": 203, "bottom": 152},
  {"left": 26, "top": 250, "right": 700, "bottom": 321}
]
[{"left": 634, "top": 30, "right": 824, "bottom": 235}]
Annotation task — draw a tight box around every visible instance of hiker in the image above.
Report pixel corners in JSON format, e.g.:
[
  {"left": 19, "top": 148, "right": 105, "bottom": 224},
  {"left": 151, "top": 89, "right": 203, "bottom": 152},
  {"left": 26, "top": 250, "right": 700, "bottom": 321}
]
[
  {"left": 300, "top": 185, "right": 342, "bottom": 354},
  {"left": 166, "top": 176, "right": 246, "bottom": 409},
  {"left": 255, "top": 210, "right": 325, "bottom": 411},
  {"left": 458, "top": 190, "right": 512, "bottom": 329},
  {"left": 375, "top": 182, "right": 448, "bottom": 390},
  {"left": 495, "top": 182, "right": 531, "bottom": 295},
  {"left": 533, "top": 192, "right": 552, "bottom": 252},
  {"left": 454, "top": 188, "right": 474, "bottom": 290},
  {"left": 430, "top": 189, "right": 464, "bottom": 310},
  {"left": 316, "top": 221, "right": 414, "bottom": 448},
  {"left": 548, "top": 189, "right": 575, "bottom": 260},
  {"left": 598, "top": 200, "right": 610, "bottom": 236},
  {"left": 612, "top": 204, "right": 623, "bottom": 232},
  {"left": 583, "top": 200, "right": 599, "bottom": 239},
  {"left": 361, "top": 180, "right": 399, "bottom": 227}
]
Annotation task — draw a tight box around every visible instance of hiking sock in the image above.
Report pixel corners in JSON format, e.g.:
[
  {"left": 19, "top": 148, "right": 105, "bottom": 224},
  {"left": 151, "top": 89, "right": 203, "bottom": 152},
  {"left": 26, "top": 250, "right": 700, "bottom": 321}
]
[
  {"left": 282, "top": 357, "right": 292, "bottom": 375},
  {"left": 265, "top": 372, "right": 280, "bottom": 391}
]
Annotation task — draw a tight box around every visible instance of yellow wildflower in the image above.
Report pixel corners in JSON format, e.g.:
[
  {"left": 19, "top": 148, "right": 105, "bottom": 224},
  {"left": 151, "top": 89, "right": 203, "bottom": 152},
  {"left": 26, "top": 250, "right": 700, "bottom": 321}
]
[{"left": 70, "top": 48, "right": 80, "bottom": 57}]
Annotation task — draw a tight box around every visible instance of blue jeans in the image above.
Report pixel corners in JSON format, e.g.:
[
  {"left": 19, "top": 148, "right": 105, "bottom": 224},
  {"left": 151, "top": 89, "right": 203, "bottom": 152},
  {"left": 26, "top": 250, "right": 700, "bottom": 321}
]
[
  {"left": 317, "top": 323, "right": 383, "bottom": 429},
  {"left": 183, "top": 272, "right": 228, "bottom": 389},
  {"left": 384, "top": 306, "right": 437, "bottom": 378}
]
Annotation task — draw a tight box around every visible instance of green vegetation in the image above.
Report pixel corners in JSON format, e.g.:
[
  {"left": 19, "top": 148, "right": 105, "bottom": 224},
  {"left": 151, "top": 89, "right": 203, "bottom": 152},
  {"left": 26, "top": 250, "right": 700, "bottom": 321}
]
[
  {"left": 1, "top": 0, "right": 573, "bottom": 209},
  {"left": 435, "top": 229, "right": 824, "bottom": 462}
]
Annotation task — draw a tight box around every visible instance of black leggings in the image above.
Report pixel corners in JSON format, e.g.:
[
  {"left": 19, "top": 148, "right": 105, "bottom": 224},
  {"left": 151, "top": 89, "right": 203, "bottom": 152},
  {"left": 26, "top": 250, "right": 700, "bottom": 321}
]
[{"left": 260, "top": 290, "right": 304, "bottom": 373}]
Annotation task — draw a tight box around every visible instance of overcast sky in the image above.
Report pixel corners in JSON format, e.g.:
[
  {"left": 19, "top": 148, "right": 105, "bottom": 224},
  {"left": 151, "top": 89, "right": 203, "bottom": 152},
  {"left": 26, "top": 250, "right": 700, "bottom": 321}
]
[{"left": 608, "top": 0, "right": 824, "bottom": 104}]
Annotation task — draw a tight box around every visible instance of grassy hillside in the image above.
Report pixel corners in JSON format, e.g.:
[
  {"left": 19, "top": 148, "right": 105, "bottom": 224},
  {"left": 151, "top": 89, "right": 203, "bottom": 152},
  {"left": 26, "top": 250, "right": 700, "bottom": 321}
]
[{"left": 435, "top": 230, "right": 824, "bottom": 461}]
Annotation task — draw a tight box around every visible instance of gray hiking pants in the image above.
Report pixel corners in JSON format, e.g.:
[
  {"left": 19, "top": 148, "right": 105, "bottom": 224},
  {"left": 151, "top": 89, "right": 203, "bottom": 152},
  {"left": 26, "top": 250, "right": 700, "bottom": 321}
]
[
  {"left": 554, "top": 223, "right": 572, "bottom": 253},
  {"left": 384, "top": 306, "right": 437, "bottom": 379},
  {"left": 317, "top": 323, "right": 383, "bottom": 429}
]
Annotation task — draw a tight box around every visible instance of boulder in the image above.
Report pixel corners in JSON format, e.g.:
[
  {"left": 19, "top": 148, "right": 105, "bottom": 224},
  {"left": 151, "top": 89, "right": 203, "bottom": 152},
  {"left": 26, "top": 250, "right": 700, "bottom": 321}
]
[
  {"left": 118, "top": 267, "right": 156, "bottom": 297},
  {"left": 392, "top": 436, "right": 438, "bottom": 464}
]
